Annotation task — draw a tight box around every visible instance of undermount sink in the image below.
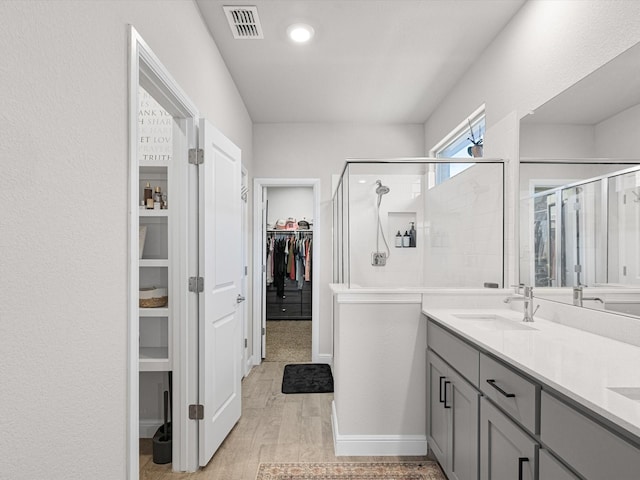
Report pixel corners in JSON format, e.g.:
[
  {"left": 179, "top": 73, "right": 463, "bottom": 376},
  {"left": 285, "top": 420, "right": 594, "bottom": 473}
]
[
  {"left": 453, "top": 313, "right": 538, "bottom": 331},
  {"left": 608, "top": 387, "right": 640, "bottom": 402}
]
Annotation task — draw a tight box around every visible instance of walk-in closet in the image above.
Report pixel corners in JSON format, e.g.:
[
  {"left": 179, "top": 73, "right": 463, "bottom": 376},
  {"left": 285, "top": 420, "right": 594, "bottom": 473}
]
[{"left": 263, "top": 187, "right": 314, "bottom": 362}]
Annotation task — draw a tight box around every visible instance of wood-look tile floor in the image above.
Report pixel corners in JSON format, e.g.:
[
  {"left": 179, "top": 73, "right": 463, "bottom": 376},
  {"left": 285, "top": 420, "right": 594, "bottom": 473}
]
[{"left": 140, "top": 361, "right": 431, "bottom": 479}]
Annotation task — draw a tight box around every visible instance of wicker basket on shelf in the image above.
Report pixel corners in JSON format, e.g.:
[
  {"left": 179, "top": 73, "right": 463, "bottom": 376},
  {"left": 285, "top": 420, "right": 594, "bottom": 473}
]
[{"left": 139, "top": 287, "right": 168, "bottom": 308}]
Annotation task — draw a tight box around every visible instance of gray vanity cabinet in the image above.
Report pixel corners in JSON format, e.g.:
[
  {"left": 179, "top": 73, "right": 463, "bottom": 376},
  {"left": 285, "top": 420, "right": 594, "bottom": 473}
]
[
  {"left": 539, "top": 450, "right": 579, "bottom": 480},
  {"left": 427, "top": 351, "right": 448, "bottom": 463},
  {"left": 427, "top": 351, "right": 480, "bottom": 480},
  {"left": 427, "top": 327, "right": 480, "bottom": 480},
  {"left": 540, "top": 391, "right": 640, "bottom": 479},
  {"left": 426, "top": 315, "right": 640, "bottom": 480},
  {"left": 480, "top": 397, "right": 537, "bottom": 480},
  {"left": 448, "top": 367, "right": 481, "bottom": 480}
]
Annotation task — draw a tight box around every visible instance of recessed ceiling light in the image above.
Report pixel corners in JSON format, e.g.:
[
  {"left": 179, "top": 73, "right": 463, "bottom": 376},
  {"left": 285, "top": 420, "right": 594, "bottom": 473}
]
[{"left": 287, "top": 23, "right": 314, "bottom": 43}]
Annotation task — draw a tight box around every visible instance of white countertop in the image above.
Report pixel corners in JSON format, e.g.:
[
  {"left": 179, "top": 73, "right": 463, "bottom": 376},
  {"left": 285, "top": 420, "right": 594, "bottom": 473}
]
[{"left": 424, "top": 308, "right": 640, "bottom": 440}]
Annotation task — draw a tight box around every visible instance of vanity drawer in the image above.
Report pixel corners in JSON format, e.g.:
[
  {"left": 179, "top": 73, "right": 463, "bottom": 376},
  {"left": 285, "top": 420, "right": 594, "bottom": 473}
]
[
  {"left": 540, "top": 391, "right": 640, "bottom": 480},
  {"left": 427, "top": 319, "right": 479, "bottom": 386},
  {"left": 480, "top": 353, "right": 539, "bottom": 434}
]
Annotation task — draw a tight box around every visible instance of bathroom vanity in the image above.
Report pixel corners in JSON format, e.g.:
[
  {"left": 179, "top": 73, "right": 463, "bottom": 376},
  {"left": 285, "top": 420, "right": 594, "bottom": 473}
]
[
  {"left": 425, "top": 307, "right": 640, "bottom": 480},
  {"left": 330, "top": 285, "right": 640, "bottom": 479}
]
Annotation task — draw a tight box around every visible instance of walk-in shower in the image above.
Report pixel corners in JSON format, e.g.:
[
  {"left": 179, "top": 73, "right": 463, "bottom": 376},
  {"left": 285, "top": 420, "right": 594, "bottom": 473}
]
[
  {"left": 332, "top": 159, "right": 505, "bottom": 288},
  {"left": 373, "top": 180, "right": 391, "bottom": 266}
]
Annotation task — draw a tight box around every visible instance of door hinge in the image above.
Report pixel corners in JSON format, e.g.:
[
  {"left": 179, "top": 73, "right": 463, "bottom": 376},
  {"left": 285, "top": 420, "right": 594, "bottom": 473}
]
[
  {"left": 189, "top": 404, "right": 204, "bottom": 420},
  {"left": 244, "top": 338, "right": 248, "bottom": 348},
  {"left": 188, "top": 148, "right": 204, "bottom": 165},
  {"left": 262, "top": 327, "right": 265, "bottom": 335},
  {"left": 245, "top": 266, "right": 248, "bottom": 276},
  {"left": 189, "top": 276, "right": 204, "bottom": 293},
  {"left": 623, "top": 265, "right": 627, "bottom": 276}
]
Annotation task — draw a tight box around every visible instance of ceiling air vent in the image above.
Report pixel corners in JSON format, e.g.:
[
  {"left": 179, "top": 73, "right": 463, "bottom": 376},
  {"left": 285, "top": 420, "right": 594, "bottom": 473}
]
[{"left": 223, "top": 5, "right": 264, "bottom": 39}]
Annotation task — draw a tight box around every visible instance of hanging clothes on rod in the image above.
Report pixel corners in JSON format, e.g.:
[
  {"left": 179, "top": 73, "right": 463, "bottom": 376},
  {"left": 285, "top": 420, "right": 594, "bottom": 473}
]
[{"left": 266, "top": 230, "right": 313, "bottom": 298}]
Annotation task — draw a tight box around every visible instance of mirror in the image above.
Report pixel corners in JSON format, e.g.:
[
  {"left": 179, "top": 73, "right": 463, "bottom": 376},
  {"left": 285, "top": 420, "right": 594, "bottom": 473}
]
[{"left": 519, "top": 41, "right": 640, "bottom": 316}]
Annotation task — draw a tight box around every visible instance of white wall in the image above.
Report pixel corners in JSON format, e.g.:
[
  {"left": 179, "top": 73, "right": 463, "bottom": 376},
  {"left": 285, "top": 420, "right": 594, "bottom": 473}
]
[
  {"left": 253, "top": 123, "right": 425, "bottom": 358},
  {"left": 520, "top": 103, "right": 640, "bottom": 160},
  {"left": 595, "top": 103, "right": 640, "bottom": 158},
  {"left": 519, "top": 124, "right": 596, "bottom": 158},
  {"left": 267, "top": 187, "right": 314, "bottom": 227},
  {"left": 0, "top": 1, "right": 252, "bottom": 478},
  {"left": 424, "top": 0, "right": 640, "bottom": 286}
]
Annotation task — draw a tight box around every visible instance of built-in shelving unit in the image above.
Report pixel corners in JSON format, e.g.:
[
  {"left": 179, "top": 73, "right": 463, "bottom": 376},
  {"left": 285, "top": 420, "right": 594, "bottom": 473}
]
[{"left": 138, "top": 163, "right": 172, "bottom": 373}]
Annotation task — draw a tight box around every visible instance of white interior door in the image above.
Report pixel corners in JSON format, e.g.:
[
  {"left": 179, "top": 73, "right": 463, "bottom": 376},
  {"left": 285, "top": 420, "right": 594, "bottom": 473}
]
[{"left": 198, "top": 119, "right": 242, "bottom": 467}]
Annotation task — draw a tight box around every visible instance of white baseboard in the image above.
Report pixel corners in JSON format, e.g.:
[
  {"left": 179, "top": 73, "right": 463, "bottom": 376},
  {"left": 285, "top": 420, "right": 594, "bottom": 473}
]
[
  {"left": 331, "top": 401, "right": 427, "bottom": 456},
  {"left": 315, "top": 353, "right": 333, "bottom": 366},
  {"left": 140, "top": 419, "right": 162, "bottom": 439}
]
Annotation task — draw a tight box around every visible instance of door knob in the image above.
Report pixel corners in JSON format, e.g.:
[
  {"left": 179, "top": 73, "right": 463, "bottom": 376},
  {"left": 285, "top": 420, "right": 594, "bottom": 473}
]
[{"left": 237, "top": 294, "right": 246, "bottom": 303}]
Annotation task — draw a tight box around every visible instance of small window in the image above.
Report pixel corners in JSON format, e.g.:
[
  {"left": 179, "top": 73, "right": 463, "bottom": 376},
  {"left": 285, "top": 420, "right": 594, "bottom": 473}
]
[{"left": 431, "top": 110, "right": 485, "bottom": 185}]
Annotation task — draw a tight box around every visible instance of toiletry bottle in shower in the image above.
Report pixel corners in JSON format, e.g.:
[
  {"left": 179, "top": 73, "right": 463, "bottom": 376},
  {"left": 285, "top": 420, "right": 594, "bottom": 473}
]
[
  {"left": 395, "top": 231, "right": 402, "bottom": 248},
  {"left": 403, "top": 231, "right": 410, "bottom": 247},
  {"left": 409, "top": 222, "right": 416, "bottom": 247}
]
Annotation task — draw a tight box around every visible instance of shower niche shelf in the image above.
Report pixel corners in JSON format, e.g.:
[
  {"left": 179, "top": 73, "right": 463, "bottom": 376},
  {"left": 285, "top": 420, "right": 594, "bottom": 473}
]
[{"left": 389, "top": 211, "right": 417, "bottom": 248}]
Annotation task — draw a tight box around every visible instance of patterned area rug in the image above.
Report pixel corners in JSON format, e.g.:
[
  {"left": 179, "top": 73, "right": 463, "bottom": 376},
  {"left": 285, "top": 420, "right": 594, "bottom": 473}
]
[{"left": 255, "top": 462, "right": 445, "bottom": 479}]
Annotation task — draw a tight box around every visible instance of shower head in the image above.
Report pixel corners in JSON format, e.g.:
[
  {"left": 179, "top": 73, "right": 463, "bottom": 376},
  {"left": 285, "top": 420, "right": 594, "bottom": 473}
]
[{"left": 375, "top": 180, "right": 390, "bottom": 196}]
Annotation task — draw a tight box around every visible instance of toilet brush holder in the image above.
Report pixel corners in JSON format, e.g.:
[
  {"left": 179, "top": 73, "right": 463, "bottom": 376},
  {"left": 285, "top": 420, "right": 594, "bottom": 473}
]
[
  {"left": 152, "top": 424, "right": 171, "bottom": 464},
  {"left": 152, "top": 390, "right": 172, "bottom": 464}
]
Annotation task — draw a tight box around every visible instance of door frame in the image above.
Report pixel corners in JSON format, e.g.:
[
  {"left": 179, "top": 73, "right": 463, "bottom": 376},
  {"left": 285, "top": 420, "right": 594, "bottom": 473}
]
[
  {"left": 252, "top": 178, "right": 321, "bottom": 364},
  {"left": 241, "top": 167, "right": 251, "bottom": 376},
  {"left": 128, "top": 26, "right": 199, "bottom": 477}
]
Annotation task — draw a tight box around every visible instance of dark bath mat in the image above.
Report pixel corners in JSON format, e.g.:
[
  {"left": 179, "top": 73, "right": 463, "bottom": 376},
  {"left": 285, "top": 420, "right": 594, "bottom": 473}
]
[{"left": 282, "top": 363, "right": 334, "bottom": 394}]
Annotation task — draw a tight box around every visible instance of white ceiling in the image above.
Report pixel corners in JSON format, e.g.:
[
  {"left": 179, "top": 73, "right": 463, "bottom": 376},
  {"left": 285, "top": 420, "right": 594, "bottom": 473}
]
[{"left": 196, "top": 0, "right": 526, "bottom": 124}]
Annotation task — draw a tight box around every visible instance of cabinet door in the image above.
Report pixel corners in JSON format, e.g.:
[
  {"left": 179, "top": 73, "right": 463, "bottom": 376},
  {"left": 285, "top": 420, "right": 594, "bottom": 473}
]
[
  {"left": 480, "top": 398, "right": 537, "bottom": 480},
  {"left": 449, "top": 368, "right": 480, "bottom": 480},
  {"left": 427, "top": 351, "right": 448, "bottom": 465},
  {"left": 539, "top": 450, "right": 579, "bottom": 480}
]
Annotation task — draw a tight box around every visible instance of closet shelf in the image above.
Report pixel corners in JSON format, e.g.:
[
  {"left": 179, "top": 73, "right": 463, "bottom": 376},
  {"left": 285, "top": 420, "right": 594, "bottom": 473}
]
[
  {"left": 267, "top": 229, "right": 313, "bottom": 233},
  {"left": 140, "top": 209, "right": 169, "bottom": 217},
  {"left": 139, "top": 307, "right": 169, "bottom": 317},
  {"left": 139, "top": 259, "right": 169, "bottom": 268},
  {"left": 139, "top": 349, "right": 171, "bottom": 372}
]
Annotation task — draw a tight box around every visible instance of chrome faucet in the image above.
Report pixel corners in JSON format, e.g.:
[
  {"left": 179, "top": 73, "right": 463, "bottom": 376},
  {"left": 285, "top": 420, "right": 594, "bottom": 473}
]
[
  {"left": 572, "top": 286, "right": 604, "bottom": 307},
  {"left": 504, "top": 285, "right": 538, "bottom": 322}
]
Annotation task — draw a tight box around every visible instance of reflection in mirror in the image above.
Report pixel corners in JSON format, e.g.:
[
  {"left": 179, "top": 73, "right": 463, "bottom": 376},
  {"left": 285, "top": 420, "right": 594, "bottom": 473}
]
[
  {"left": 608, "top": 168, "right": 640, "bottom": 286},
  {"left": 519, "top": 162, "right": 631, "bottom": 286},
  {"left": 518, "top": 41, "right": 640, "bottom": 316},
  {"left": 520, "top": 165, "right": 640, "bottom": 316}
]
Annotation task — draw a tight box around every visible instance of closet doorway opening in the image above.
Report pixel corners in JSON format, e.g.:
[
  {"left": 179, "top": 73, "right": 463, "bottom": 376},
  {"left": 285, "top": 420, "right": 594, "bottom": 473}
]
[{"left": 252, "top": 179, "right": 320, "bottom": 365}]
